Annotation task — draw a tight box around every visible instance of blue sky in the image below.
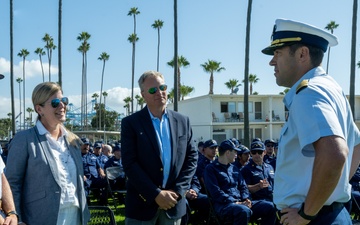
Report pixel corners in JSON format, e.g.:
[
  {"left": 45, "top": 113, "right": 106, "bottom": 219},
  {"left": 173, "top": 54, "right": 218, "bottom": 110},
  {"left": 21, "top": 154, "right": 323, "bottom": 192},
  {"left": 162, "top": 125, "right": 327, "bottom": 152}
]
[{"left": 0, "top": 0, "right": 358, "bottom": 119}]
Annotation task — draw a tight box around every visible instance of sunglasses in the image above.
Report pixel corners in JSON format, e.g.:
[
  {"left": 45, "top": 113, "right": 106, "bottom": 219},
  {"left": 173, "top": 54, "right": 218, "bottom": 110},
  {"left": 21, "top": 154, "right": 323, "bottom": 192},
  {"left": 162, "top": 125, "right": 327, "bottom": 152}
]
[
  {"left": 266, "top": 145, "right": 274, "bottom": 147},
  {"left": 148, "top": 85, "right": 167, "bottom": 94},
  {"left": 42, "top": 97, "right": 69, "bottom": 108},
  {"left": 251, "top": 150, "right": 264, "bottom": 155}
]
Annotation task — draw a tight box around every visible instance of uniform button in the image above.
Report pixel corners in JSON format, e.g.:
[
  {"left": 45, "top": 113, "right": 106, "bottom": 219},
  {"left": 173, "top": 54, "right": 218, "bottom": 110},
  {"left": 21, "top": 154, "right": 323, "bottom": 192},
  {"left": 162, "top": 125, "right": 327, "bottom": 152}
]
[{"left": 160, "top": 168, "right": 163, "bottom": 171}]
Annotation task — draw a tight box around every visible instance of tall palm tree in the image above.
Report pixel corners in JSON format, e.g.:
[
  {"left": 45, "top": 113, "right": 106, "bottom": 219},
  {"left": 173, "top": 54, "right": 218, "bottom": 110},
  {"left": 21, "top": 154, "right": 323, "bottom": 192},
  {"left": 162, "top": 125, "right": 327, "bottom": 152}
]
[
  {"left": 10, "top": 0, "right": 16, "bottom": 135},
  {"left": 167, "top": 55, "right": 190, "bottom": 101},
  {"left": 77, "top": 31, "right": 91, "bottom": 130},
  {"left": 34, "top": 48, "right": 46, "bottom": 82},
  {"left": 180, "top": 85, "right": 194, "bottom": 100},
  {"left": 58, "top": 0, "right": 63, "bottom": 86},
  {"left": 324, "top": 21, "right": 339, "bottom": 74},
  {"left": 350, "top": 0, "right": 358, "bottom": 117},
  {"left": 200, "top": 59, "right": 225, "bottom": 95},
  {"left": 225, "top": 79, "right": 241, "bottom": 93},
  {"left": 128, "top": 33, "right": 139, "bottom": 114},
  {"left": 248, "top": 74, "right": 259, "bottom": 95},
  {"left": 98, "top": 52, "right": 110, "bottom": 130},
  {"left": 124, "top": 96, "right": 132, "bottom": 116},
  {"left": 92, "top": 93, "right": 99, "bottom": 104},
  {"left": 16, "top": 77, "right": 23, "bottom": 130},
  {"left": 135, "top": 94, "right": 145, "bottom": 110},
  {"left": 102, "top": 91, "right": 108, "bottom": 130},
  {"left": 26, "top": 107, "right": 34, "bottom": 128},
  {"left": 151, "top": 19, "right": 164, "bottom": 71},
  {"left": 167, "top": 89, "right": 174, "bottom": 104},
  {"left": 92, "top": 92, "right": 99, "bottom": 129},
  {"left": 243, "top": 0, "right": 253, "bottom": 147},
  {"left": 17, "top": 48, "right": 29, "bottom": 130},
  {"left": 42, "top": 33, "right": 56, "bottom": 81},
  {"left": 128, "top": 7, "right": 140, "bottom": 34}
]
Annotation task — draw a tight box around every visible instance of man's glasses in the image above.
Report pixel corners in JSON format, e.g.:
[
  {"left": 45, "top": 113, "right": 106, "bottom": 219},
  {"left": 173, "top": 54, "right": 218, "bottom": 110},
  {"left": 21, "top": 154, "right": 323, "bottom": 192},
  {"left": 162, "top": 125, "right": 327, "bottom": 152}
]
[
  {"left": 266, "top": 145, "right": 274, "bottom": 148},
  {"left": 148, "top": 85, "right": 167, "bottom": 94},
  {"left": 42, "top": 97, "right": 69, "bottom": 108},
  {"left": 251, "top": 150, "right": 264, "bottom": 155}
]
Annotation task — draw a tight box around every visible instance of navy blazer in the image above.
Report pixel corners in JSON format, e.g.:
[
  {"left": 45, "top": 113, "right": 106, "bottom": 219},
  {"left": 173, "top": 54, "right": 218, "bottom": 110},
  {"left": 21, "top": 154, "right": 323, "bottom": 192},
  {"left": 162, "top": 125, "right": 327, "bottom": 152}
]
[
  {"left": 6, "top": 126, "right": 90, "bottom": 225},
  {"left": 121, "top": 107, "right": 198, "bottom": 220}
]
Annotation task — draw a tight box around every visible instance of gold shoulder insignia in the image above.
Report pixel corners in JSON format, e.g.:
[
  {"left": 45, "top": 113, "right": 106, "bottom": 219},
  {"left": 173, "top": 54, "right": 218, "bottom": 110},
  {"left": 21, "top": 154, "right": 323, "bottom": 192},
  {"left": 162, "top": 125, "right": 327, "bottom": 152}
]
[{"left": 296, "top": 79, "right": 309, "bottom": 94}]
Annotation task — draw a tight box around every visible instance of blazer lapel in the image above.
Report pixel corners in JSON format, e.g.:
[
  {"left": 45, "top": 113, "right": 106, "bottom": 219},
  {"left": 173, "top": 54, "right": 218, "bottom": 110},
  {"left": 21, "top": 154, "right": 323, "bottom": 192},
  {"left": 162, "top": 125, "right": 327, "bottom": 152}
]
[{"left": 139, "top": 107, "right": 162, "bottom": 159}]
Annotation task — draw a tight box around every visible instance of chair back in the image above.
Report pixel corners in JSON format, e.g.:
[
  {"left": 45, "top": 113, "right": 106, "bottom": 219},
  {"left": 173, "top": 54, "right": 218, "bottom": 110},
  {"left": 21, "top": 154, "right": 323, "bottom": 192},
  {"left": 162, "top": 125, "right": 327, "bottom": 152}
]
[
  {"left": 88, "top": 206, "right": 116, "bottom": 225},
  {"left": 106, "top": 166, "right": 125, "bottom": 181}
]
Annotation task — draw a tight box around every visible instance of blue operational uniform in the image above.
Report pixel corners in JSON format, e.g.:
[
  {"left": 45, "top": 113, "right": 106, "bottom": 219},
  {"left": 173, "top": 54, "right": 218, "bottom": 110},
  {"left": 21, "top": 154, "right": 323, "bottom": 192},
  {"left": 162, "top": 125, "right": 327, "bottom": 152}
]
[
  {"left": 96, "top": 153, "right": 109, "bottom": 169},
  {"left": 263, "top": 155, "right": 276, "bottom": 171},
  {"left": 241, "top": 159, "right": 275, "bottom": 201},
  {"left": 348, "top": 165, "right": 360, "bottom": 216},
  {"left": 275, "top": 67, "right": 360, "bottom": 222},
  {"left": 196, "top": 156, "right": 213, "bottom": 187},
  {"left": 204, "top": 159, "right": 276, "bottom": 225},
  {"left": 82, "top": 152, "right": 107, "bottom": 204}
]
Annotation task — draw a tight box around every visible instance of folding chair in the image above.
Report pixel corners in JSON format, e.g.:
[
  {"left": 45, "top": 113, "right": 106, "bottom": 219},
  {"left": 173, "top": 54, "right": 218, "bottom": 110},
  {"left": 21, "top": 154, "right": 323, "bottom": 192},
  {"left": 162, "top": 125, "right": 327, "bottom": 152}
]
[
  {"left": 88, "top": 206, "right": 116, "bottom": 225},
  {"left": 105, "top": 166, "right": 127, "bottom": 212},
  {"left": 204, "top": 186, "right": 232, "bottom": 225}
]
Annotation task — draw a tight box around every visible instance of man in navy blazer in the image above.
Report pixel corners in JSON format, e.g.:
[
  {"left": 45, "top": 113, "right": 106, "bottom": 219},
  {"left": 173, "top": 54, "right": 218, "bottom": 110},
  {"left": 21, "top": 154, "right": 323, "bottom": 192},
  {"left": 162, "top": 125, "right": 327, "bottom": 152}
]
[{"left": 121, "top": 71, "right": 198, "bottom": 224}]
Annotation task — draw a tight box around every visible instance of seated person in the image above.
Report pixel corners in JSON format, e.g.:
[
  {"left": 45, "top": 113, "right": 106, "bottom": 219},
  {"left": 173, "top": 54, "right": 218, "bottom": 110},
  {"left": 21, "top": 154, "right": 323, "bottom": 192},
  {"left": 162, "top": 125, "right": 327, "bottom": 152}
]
[
  {"left": 93, "top": 142, "right": 109, "bottom": 169},
  {"left": 263, "top": 139, "right": 277, "bottom": 171},
  {"left": 204, "top": 139, "right": 276, "bottom": 225},
  {"left": 196, "top": 139, "right": 218, "bottom": 186},
  {"left": 81, "top": 138, "right": 108, "bottom": 205},
  {"left": 104, "top": 144, "right": 126, "bottom": 191},
  {"left": 348, "top": 164, "right": 360, "bottom": 218},
  {"left": 233, "top": 144, "right": 251, "bottom": 170},
  {"left": 185, "top": 174, "right": 210, "bottom": 224},
  {"left": 241, "top": 141, "right": 275, "bottom": 202}
]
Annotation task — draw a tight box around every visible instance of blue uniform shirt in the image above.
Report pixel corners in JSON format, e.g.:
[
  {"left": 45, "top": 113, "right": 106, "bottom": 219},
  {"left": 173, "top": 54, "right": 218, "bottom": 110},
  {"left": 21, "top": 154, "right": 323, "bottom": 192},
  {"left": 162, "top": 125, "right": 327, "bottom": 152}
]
[
  {"left": 96, "top": 154, "right": 109, "bottom": 169},
  {"left": 82, "top": 152, "right": 101, "bottom": 179},
  {"left": 241, "top": 159, "right": 275, "bottom": 201},
  {"left": 204, "top": 159, "right": 249, "bottom": 214}
]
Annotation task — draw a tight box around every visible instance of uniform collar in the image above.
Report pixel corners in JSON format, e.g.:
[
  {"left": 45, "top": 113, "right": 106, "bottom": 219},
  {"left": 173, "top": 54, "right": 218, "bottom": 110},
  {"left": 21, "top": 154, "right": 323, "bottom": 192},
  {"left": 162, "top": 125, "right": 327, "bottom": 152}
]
[{"left": 283, "top": 66, "right": 325, "bottom": 109}]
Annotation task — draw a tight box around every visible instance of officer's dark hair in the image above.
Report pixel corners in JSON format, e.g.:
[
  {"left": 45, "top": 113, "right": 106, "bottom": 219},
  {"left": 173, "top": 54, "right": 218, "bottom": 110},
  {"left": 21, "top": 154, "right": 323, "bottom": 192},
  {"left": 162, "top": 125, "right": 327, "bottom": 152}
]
[{"left": 288, "top": 43, "right": 324, "bottom": 67}]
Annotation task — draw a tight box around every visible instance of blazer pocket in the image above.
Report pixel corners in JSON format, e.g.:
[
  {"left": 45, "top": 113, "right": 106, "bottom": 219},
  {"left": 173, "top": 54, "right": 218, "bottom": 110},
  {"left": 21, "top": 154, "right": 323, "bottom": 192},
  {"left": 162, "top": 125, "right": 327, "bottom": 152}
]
[{"left": 24, "top": 190, "right": 46, "bottom": 204}]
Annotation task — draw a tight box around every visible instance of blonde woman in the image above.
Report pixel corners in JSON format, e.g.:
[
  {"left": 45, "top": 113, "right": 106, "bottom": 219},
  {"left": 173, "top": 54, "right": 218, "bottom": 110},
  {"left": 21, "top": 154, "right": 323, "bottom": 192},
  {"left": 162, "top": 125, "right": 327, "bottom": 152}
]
[{"left": 6, "top": 82, "right": 89, "bottom": 225}]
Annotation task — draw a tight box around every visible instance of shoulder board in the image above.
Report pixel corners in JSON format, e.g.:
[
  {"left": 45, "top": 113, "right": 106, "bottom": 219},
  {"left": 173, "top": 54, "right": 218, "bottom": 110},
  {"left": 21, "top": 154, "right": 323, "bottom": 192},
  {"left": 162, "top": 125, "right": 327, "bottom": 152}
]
[{"left": 296, "top": 79, "right": 309, "bottom": 94}]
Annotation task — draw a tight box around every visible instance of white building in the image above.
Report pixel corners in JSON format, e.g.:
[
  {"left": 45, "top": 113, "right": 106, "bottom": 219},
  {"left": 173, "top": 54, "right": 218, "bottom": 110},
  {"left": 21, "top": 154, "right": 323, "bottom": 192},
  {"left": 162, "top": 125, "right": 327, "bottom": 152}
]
[{"left": 167, "top": 94, "right": 360, "bottom": 146}]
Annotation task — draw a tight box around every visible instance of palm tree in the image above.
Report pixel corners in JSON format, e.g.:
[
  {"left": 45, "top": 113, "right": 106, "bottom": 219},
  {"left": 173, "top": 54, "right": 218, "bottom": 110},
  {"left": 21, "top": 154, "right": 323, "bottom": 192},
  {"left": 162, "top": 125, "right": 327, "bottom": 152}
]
[
  {"left": 167, "top": 89, "right": 174, "bottom": 104},
  {"left": 124, "top": 96, "right": 132, "bottom": 116},
  {"left": 16, "top": 77, "right": 23, "bottom": 130},
  {"left": 77, "top": 31, "right": 91, "bottom": 130},
  {"left": 128, "top": 7, "right": 140, "bottom": 34},
  {"left": 98, "top": 52, "right": 110, "bottom": 131},
  {"left": 34, "top": 48, "right": 46, "bottom": 82},
  {"left": 42, "top": 33, "right": 56, "bottom": 81},
  {"left": 17, "top": 48, "right": 29, "bottom": 130},
  {"left": 167, "top": 55, "right": 190, "bottom": 101},
  {"left": 225, "top": 79, "right": 241, "bottom": 93},
  {"left": 350, "top": 0, "right": 358, "bottom": 117},
  {"left": 128, "top": 33, "right": 139, "bottom": 114},
  {"left": 58, "top": 0, "right": 63, "bottom": 86},
  {"left": 180, "top": 85, "right": 194, "bottom": 100},
  {"left": 173, "top": 0, "right": 179, "bottom": 111},
  {"left": 324, "top": 21, "right": 339, "bottom": 74},
  {"left": 248, "top": 74, "right": 259, "bottom": 95},
  {"left": 243, "top": 0, "right": 253, "bottom": 147},
  {"left": 151, "top": 19, "right": 164, "bottom": 71},
  {"left": 200, "top": 59, "right": 225, "bottom": 94},
  {"left": 10, "top": 0, "right": 15, "bottom": 135},
  {"left": 102, "top": 91, "right": 108, "bottom": 129},
  {"left": 26, "top": 107, "right": 34, "bottom": 128},
  {"left": 92, "top": 93, "right": 99, "bottom": 104}
]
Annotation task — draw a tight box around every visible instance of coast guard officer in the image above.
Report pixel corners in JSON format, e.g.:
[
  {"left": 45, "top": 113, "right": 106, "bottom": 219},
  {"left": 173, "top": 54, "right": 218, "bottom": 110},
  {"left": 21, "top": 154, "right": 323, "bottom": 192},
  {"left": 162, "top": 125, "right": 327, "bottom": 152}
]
[{"left": 262, "top": 18, "right": 360, "bottom": 225}]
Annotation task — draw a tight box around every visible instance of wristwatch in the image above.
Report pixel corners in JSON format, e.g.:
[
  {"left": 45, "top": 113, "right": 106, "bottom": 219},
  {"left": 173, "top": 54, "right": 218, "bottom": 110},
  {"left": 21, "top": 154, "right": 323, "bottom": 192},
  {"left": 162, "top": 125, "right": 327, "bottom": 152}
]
[
  {"left": 6, "top": 210, "right": 19, "bottom": 220},
  {"left": 298, "top": 203, "right": 317, "bottom": 221}
]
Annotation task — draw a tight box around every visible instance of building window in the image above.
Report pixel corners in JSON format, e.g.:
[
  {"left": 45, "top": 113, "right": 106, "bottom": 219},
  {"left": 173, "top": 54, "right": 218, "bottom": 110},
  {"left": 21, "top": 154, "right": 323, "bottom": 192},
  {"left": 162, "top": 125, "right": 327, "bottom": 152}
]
[
  {"left": 220, "top": 102, "right": 236, "bottom": 113},
  {"left": 220, "top": 102, "right": 228, "bottom": 112},
  {"left": 238, "top": 101, "right": 253, "bottom": 113}
]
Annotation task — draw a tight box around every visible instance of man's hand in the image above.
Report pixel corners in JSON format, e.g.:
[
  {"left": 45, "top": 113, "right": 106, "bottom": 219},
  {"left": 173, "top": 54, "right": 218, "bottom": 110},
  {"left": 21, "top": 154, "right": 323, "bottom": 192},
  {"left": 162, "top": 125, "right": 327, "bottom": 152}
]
[
  {"left": 3, "top": 214, "right": 18, "bottom": 225},
  {"left": 280, "top": 208, "right": 310, "bottom": 225},
  {"left": 259, "top": 179, "right": 269, "bottom": 189},
  {"left": 98, "top": 168, "right": 106, "bottom": 178},
  {"left": 155, "top": 190, "right": 179, "bottom": 210},
  {"left": 185, "top": 189, "right": 198, "bottom": 200},
  {"left": 236, "top": 198, "right": 252, "bottom": 208}
]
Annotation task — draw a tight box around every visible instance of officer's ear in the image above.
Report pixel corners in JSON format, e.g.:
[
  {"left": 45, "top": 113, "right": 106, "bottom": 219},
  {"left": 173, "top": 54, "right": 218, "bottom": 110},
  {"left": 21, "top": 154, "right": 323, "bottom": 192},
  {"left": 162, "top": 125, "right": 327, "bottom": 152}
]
[{"left": 298, "top": 46, "right": 310, "bottom": 61}]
